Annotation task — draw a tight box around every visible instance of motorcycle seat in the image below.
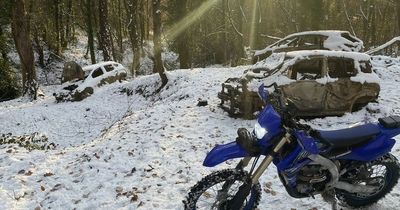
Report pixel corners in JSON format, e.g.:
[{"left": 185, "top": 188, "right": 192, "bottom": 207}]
[{"left": 316, "top": 123, "right": 380, "bottom": 148}]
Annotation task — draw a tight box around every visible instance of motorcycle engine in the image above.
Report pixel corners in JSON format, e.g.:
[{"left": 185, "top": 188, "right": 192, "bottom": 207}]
[{"left": 296, "top": 164, "right": 330, "bottom": 194}]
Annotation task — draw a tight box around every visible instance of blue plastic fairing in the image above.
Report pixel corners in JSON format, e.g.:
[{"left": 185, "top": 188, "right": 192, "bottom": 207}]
[
  {"left": 257, "top": 104, "right": 282, "bottom": 143},
  {"left": 294, "top": 130, "right": 319, "bottom": 154},
  {"left": 203, "top": 141, "right": 248, "bottom": 167},
  {"left": 339, "top": 134, "right": 395, "bottom": 161}
]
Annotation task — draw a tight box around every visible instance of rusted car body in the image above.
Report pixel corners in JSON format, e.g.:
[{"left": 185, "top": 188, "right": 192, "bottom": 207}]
[
  {"left": 252, "top": 31, "right": 363, "bottom": 64},
  {"left": 219, "top": 50, "right": 380, "bottom": 119}
]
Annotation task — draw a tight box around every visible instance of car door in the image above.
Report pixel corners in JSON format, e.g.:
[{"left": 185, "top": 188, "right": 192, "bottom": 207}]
[
  {"left": 280, "top": 57, "right": 328, "bottom": 115},
  {"left": 325, "top": 57, "right": 361, "bottom": 113}
]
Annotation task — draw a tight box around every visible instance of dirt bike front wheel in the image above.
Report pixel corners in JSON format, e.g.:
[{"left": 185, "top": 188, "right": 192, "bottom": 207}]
[{"left": 183, "top": 169, "right": 261, "bottom": 210}]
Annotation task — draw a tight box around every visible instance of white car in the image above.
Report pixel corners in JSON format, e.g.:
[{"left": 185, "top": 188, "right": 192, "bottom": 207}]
[
  {"left": 54, "top": 61, "right": 127, "bottom": 102},
  {"left": 79, "top": 61, "right": 127, "bottom": 91}
]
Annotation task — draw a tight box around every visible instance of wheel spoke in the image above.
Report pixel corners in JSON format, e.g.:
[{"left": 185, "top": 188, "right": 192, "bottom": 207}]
[{"left": 186, "top": 170, "right": 260, "bottom": 210}]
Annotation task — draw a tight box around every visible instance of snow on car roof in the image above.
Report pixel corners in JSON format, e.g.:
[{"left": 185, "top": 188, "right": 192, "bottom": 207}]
[
  {"left": 284, "top": 30, "right": 357, "bottom": 39},
  {"left": 285, "top": 50, "right": 370, "bottom": 61},
  {"left": 82, "top": 61, "right": 120, "bottom": 71},
  {"left": 254, "top": 30, "right": 363, "bottom": 56}
]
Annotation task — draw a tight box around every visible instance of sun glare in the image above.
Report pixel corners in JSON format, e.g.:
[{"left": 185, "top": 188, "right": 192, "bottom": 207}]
[
  {"left": 165, "top": 0, "right": 220, "bottom": 41},
  {"left": 249, "top": 0, "right": 258, "bottom": 49}
]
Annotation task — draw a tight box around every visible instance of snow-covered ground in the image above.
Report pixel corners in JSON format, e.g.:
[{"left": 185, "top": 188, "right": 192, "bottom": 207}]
[{"left": 1, "top": 56, "right": 400, "bottom": 210}]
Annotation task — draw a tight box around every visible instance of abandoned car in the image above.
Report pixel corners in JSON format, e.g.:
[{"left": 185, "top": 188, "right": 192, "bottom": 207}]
[
  {"left": 252, "top": 30, "right": 364, "bottom": 63},
  {"left": 219, "top": 50, "right": 380, "bottom": 119},
  {"left": 54, "top": 61, "right": 127, "bottom": 102}
]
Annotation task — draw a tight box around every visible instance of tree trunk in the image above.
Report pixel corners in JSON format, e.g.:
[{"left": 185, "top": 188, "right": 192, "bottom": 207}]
[
  {"left": 54, "top": 0, "right": 61, "bottom": 54},
  {"left": 11, "top": 0, "right": 37, "bottom": 99},
  {"left": 397, "top": 1, "right": 400, "bottom": 36},
  {"left": 0, "top": 27, "right": 8, "bottom": 60},
  {"left": 175, "top": 0, "right": 191, "bottom": 69},
  {"left": 310, "top": 0, "right": 323, "bottom": 30},
  {"left": 250, "top": 0, "right": 260, "bottom": 49},
  {"left": 85, "top": 0, "right": 96, "bottom": 64},
  {"left": 98, "top": 0, "right": 114, "bottom": 61},
  {"left": 124, "top": 0, "right": 140, "bottom": 75},
  {"left": 65, "top": 0, "right": 72, "bottom": 47},
  {"left": 32, "top": 27, "right": 45, "bottom": 68},
  {"left": 152, "top": 0, "right": 168, "bottom": 90},
  {"left": 370, "top": 4, "right": 377, "bottom": 46},
  {"left": 222, "top": 0, "right": 228, "bottom": 63},
  {"left": 139, "top": 0, "right": 145, "bottom": 48},
  {"left": 116, "top": 0, "right": 123, "bottom": 62}
]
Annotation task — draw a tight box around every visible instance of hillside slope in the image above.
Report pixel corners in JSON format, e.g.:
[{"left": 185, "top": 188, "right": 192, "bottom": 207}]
[{"left": 1, "top": 58, "right": 400, "bottom": 209}]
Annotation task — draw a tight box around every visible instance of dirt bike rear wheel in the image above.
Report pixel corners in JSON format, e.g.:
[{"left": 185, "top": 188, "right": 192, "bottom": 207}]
[{"left": 336, "top": 153, "right": 400, "bottom": 208}]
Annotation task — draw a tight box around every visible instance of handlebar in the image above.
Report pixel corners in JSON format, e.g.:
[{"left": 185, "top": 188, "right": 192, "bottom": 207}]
[{"left": 264, "top": 82, "right": 313, "bottom": 133}]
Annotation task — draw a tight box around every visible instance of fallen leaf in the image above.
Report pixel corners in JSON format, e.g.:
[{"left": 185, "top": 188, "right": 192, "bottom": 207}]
[
  {"left": 130, "top": 193, "right": 138, "bottom": 202},
  {"left": 44, "top": 172, "right": 54, "bottom": 177}
]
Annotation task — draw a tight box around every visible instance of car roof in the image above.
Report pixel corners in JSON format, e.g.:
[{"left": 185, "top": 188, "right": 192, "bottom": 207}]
[
  {"left": 283, "top": 30, "right": 352, "bottom": 38},
  {"left": 254, "top": 30, "right": 363, "bottom": 57},
  {"left": 82, "top": 61, "right": 120, "bottom": 71},
  {"left": 285, "top": 50, "right": 370, "bottom": 61}
]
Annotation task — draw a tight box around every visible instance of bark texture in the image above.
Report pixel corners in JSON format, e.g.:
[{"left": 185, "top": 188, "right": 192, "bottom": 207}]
[
  {"left": 11, "top": 0, "right": 37, "bottom": 99},
  {"left": 152, "top": 0, "right": 168, "bottom": 90}
]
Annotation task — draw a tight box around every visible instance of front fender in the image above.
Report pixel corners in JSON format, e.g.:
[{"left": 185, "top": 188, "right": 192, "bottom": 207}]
[{"left": 203, "top": 141, "right": 249, "bottom": 167}]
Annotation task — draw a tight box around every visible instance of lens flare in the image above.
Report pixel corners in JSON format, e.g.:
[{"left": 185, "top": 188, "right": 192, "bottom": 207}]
[
  {"left": 249, "top": 0, "right": 258, "bottom": 49},
  {"left": 165, "top": 0, "right": 220, "bottom": 41}
]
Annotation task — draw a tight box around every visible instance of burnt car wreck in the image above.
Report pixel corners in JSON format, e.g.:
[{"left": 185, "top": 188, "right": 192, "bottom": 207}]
[
  {"left": 218, "top": 50, "right": 380, "bottom": 119},
  {"left": 252, "top": 30, "right": 364, "bottom": 64}
]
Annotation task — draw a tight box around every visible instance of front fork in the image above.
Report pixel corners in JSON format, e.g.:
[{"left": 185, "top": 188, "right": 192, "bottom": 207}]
[
  {"left": 226, "top": 133, "right": 291, "bottom": 210},
  {"left": 238, "top": 133, "right": 291, "bottom": 185}
]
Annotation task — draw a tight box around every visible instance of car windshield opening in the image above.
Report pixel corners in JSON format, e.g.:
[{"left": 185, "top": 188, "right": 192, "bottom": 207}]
[
  {"left": 288, "top": 58, "right": 323, "bottom": 80},
  {"left": 104, "top": 64, "right": 114, "bottom": 72},
  {"left": 91, "top": 68, "right": 104, "bottom": 78},
  {"left": 328, "top": 58, "right": 356, "bottom": 78}
]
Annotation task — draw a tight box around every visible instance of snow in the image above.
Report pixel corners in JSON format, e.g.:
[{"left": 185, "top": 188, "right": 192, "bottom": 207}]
[
  {"left": 1, "top": 56, "right": 400, "bottom": 210},
  {"left": 252, "top": 53, "right": 285, "bottom": 70},
  {"left": 285, "top": 50, "right": 370, "bottom": 61},
  {"left": 366, "top": 36, "right": 400, "bottom": 56},
  {"left": 315, "top": 76, "right": 338, "bottom": 84},
  {"left": 81, "top": 61, "right": 123, "bottom": 72},
  {"left": 254, "top": 30, "right": 363, "bottom": 56}
]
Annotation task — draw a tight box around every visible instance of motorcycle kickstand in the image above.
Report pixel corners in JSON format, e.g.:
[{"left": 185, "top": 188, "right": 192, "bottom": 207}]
[{"left": 321, "top": 189, "right": 339, "bottom": 210}]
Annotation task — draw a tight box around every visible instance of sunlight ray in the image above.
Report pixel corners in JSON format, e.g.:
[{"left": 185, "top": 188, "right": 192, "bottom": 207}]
[
  {"left": 249, "top": 0, "right": 258, "bottom": 49},
  {"left": 165, "top": 0, "right": 220, "bottom": 41}
]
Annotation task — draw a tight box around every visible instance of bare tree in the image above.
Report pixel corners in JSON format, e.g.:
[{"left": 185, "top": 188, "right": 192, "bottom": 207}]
[
  {"left": 124, "top": 0, "right": 141, "bottom": 75},
  {"left": 342, "top": 0, "right": 356, "bottom": 36},
  {"left": 11, "top": 0, "right": 37, "bottom": 99},
  {"left": 152, "top": 0, "right": 168, "bottom": 91},
  {"left": 397, "top": 1, "right": 400, "bottom": 35},
  {"left": 83, "top": 0, "right": 96, "bottom": 64},
  {"left": 98, "top": 0, "right": 114, "bottom": 61},
  {"left": 175, "top": 0, "right": 191, "bottom": 69}
]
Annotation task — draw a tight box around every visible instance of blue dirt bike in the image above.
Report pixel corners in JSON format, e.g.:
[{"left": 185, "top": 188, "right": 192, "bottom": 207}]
[{"left": 184, "top": 83, "right": 400, "bottom": 210}]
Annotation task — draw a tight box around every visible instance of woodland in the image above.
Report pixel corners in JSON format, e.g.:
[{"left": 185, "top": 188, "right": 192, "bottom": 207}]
[{"left": 0, "top": 0, "right": 400, "bottom": 100}]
